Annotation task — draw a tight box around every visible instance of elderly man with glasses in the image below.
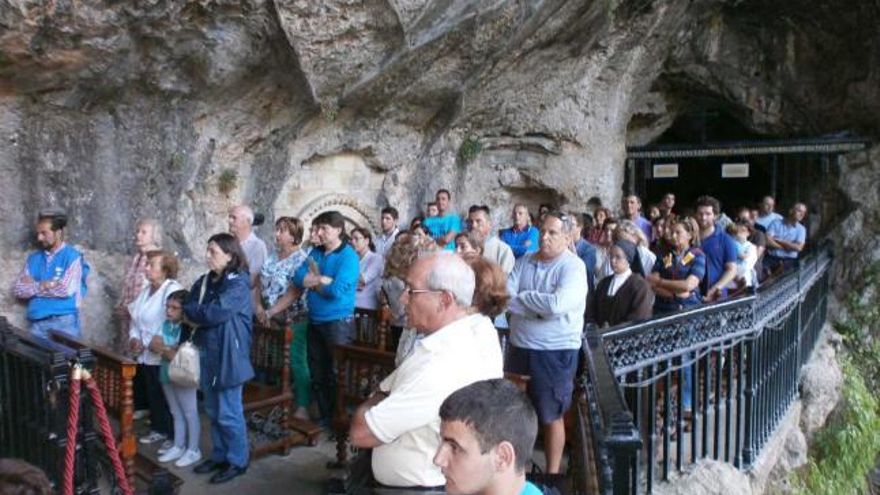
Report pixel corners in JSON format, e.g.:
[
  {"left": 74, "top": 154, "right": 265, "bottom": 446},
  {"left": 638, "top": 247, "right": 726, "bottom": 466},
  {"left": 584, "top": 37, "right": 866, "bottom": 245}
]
[
  {"left": 349, "top": 252, "right": 503, "bottom": 489},
  {"left": 505, "top": 211, "right": 588, "bottom": 475}
]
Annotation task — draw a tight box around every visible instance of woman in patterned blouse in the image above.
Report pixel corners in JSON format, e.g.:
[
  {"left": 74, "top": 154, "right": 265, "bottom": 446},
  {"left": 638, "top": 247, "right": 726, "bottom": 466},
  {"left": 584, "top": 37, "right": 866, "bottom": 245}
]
[
  {"left": 117, "top": 218, "right": 163, "bottom": 421},
  {"left": 254, "top": 216, "right": 311, "bottom": 420},
  {"left": 254, "top": 217, "right": 308, "bottom": 321}
]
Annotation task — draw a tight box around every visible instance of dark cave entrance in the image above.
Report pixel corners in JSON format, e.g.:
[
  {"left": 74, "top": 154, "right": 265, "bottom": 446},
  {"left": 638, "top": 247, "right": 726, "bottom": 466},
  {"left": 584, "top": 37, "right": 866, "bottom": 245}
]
[{"left": 624, "top": 109, "right": 869, "bottom": 237}]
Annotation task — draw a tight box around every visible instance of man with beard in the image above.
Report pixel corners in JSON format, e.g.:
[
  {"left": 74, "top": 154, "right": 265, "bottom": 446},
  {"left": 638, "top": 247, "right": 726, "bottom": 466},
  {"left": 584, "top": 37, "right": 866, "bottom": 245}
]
[{"left": 13, "top": 210, "right": 89, "bottom": 338}]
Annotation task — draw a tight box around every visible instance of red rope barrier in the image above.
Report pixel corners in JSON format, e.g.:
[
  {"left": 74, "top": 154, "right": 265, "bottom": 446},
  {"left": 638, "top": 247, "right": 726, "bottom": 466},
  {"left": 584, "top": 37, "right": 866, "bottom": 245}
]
[
  {"left": 84, "top": 378, "right": 134, "bottom": 495},
  {"left": 63, "top": 364, "right": 134, "bottom": 495},
  {"left": 61, "top": 368, "right": 81, "bottom": 495}
]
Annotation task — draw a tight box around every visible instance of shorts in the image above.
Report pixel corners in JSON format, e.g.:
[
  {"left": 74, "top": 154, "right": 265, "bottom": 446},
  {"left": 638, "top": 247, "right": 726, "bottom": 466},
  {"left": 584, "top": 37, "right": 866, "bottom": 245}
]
[{"left": 504, "top": 345, "right": 579, "bottom": 424}]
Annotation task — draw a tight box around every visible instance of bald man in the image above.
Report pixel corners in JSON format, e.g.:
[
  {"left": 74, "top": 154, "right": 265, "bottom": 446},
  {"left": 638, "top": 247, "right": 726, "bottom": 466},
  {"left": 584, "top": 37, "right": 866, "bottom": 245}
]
[{"left": 228, "top": 205, "right": 268, "bottom": 284}]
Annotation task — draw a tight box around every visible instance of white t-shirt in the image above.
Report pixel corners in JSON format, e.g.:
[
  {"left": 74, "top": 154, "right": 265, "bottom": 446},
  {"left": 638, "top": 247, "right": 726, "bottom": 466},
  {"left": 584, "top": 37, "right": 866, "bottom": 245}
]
[
  {"left": 128, "top": 279, "right": 182, "bottom": 365},
  {"left": 366, "top": 313, "right": 504, "bottom": 487}
]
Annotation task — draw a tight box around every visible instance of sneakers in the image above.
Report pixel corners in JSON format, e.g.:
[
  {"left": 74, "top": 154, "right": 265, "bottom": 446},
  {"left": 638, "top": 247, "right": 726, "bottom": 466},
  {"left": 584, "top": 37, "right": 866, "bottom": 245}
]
[
  {"left": 157, "top": 440, "right": 174, "bottom": 454},
  {"left": 175, "top": 449, "right": 202, "bottom": 468},
  {"left": 139, "top": 431, "right": 166, "bottom": 445},
  {"left": 158, "top": 446, "right": 185, "bottom": 463},
  {"left": 133, "top": 410, "right": 150, "bottom": 421}
]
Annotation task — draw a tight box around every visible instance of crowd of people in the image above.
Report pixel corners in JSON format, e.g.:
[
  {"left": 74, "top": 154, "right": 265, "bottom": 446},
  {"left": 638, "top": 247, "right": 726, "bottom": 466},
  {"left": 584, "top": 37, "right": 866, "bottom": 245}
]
[{"left": 8, "top": 188, "right": 809, "bottom": 492}]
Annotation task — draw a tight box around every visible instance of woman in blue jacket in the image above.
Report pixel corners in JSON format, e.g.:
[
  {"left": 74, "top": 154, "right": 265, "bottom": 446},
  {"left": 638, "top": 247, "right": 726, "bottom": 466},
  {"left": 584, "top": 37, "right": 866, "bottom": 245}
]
[{"left": 183, "top": 233, "right": 254, "bottom": 484}]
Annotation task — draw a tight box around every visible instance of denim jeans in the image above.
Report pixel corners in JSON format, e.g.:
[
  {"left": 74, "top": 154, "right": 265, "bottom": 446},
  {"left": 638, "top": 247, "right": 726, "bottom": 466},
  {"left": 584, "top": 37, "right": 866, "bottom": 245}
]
[
  {"left": 30, "top": 313, "right": 80, "bottom": 340},
  {"left": 202, "top": 384, "right": 248, "bottom": 468},
  {"left": 307, "top": 317, "right": 354, "bottom": 422}
]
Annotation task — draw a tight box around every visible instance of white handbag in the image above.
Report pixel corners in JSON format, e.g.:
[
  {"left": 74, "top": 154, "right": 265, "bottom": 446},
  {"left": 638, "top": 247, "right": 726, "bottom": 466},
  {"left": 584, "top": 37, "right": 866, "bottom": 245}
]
[{"left": 168, "top": 274, "right": 207, "bottom": 388}]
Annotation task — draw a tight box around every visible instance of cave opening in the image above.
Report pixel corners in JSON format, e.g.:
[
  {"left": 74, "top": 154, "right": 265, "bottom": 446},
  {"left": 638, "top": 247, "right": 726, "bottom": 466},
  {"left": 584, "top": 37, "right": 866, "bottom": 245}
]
[{"left": 625, "top": 107, "right": 867, "bottom": 237}]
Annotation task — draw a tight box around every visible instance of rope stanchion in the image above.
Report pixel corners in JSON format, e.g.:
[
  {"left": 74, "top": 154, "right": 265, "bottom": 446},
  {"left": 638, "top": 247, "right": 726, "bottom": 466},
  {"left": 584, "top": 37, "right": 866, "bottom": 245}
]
[
  {"left": 62, "top": 365, "right": 82, "bottom": 495},
  {"left": 63, "top": 363, "right": 134, "bottom": 495},
  {"left": 84, "top": 374, "right": 134, "bottom": 495}
]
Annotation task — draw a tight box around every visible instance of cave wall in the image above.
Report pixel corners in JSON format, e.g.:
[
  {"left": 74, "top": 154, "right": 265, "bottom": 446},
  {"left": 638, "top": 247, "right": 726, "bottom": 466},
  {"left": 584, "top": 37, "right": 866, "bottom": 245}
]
[{"left": 1, "top": 0, "right": 879, "bottom": 343}]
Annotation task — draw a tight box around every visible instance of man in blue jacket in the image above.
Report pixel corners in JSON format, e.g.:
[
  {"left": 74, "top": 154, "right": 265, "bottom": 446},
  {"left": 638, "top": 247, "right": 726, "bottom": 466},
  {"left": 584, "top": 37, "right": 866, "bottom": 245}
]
[
  {"left": 290, "top": 210, "right": 360, "bottom": 424},
  {"left": 13, "top": 211, "right": 89, "bottom": 339}
]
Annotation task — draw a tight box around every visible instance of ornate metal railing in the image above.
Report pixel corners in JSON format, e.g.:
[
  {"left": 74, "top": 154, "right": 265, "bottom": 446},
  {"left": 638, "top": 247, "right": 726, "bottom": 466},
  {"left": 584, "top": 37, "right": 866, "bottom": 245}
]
[{"left": 581, "top": 246, "right": 832, "bottom": 495}]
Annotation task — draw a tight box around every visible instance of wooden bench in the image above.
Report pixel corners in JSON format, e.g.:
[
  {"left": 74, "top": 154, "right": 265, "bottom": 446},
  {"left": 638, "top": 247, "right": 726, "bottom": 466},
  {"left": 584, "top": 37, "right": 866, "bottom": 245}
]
[
  {"left": 245, "top": 318, "right": 321, "bottom": 456},
  {"left": 49, "top": 331, "right": 139, "bottom": 486},
  {"left": 49, "top": 332, "right": 184, "bottom": 494},
  {"left": 331, "top": 310, "right": 397, "bottom": 467}
]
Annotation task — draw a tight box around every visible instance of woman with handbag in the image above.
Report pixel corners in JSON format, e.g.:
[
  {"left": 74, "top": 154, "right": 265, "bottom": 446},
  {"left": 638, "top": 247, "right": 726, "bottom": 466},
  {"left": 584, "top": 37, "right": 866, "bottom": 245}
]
[
  {"left": 128, "top": 250, "right": 182, "bottom": 448},
  {"left": 183, "top": 233, "right": 255, "bottom": 484}
]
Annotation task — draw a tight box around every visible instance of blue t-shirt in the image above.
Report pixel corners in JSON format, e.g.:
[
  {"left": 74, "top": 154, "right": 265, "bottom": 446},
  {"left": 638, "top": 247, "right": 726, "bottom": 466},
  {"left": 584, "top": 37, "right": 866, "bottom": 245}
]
[
  {"left": 423, "top": 214, "right": 462, "bottom": 251},
  {"left": 766, "top": 219, "right": 806, "bottom": 259},
  {"left": 652, "top": 247, "right": 706, "bottom": 308},
  {"left": 520, "top": 481, "right": 543, "bottom": 495},
  {"left": 700, "top": 225, "right": 738, "bottom": 297},
  {"left": 499, "top": 225, "right": 540, "bottom": 258}
]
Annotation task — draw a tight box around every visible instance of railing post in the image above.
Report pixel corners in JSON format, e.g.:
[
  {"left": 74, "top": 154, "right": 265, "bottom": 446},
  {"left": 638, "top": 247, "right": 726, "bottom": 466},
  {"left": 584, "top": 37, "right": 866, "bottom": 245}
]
[
  {"left": 606, "top": 411, "right": 642, "bottom": 495},
  {"left": 742, "top": 335, "right": 756, "bottom": 467}
]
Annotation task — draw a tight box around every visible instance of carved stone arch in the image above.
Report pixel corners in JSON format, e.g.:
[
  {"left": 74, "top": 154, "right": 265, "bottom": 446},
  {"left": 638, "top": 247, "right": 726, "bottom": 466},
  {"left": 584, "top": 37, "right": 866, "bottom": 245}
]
[{"left": 296, "top": 193, "right": 381, "bottom": 234}]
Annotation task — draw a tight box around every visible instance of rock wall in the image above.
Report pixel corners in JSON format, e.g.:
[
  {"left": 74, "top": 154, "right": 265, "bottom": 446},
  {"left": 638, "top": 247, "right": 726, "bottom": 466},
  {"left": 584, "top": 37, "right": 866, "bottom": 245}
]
[{"left": 2, "top": 0, "right": 879, "bottom": 343}]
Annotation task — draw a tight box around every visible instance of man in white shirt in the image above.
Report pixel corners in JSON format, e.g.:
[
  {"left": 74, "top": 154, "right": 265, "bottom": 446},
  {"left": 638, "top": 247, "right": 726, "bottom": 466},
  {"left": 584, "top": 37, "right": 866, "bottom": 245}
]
[
  {"left": 374, "top": 206, "right": 401, "bottom": 258},
  {"left": 467, "top": 205, "right": 515, "bottom": 274},
  {"left": 228, "top": 204, "right": 267, "bottom": 285},
  {"left": 349, "top": 252, "right": 503, "bottom": 488}
]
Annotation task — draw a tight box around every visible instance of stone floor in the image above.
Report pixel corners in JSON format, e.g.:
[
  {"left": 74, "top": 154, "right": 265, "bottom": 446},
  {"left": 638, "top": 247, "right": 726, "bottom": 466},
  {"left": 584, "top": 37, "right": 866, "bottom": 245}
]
[{"left": 136, "top": 414, "right": 338, "bottom": 495}]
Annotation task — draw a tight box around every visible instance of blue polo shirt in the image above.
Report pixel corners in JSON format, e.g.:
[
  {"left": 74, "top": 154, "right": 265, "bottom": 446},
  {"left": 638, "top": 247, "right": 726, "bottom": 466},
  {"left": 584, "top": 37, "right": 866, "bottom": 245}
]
[
  {"left": 766, "top": 219, "right": 806, "bottom": 259},
  {"left": 499, "top": 225, "right": 540, "bottom": 258},
  {"left": 700, "top": 225, "right": 738, "bottom": 296},
  {"left": 423, "top": 214, "right": 462, "bottom": 251}
]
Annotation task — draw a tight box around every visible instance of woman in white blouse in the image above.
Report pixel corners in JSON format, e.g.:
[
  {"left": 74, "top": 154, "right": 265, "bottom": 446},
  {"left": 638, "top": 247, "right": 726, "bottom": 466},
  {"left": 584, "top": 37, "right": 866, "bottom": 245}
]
[
  {"left": 128, "top": 250, "right": 182, "bottom": 447},
  {"left": 351, "top": 228, "right": 384, "bottom": 312}
]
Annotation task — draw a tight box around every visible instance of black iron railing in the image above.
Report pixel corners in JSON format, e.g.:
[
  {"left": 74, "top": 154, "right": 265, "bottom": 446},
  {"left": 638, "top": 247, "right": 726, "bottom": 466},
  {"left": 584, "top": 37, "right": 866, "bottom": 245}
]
[
  {"left": 580, "top": 246, "right": 832, "bottom": 495},
  {"left": 0, "top": 318, "right": 100, "bottom": 495}
]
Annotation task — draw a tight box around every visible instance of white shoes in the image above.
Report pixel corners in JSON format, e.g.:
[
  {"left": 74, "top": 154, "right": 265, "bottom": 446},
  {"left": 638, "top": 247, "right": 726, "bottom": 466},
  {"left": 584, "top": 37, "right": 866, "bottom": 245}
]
[
  {"left": 133, "top": 410, "right": 150, "bottom": 421},
  {"left": 174, "top": 449, "right": 202, "bottom": 468},
  {"left": 157, "top": 440, "right": 175, "bottom": 455},
  {"left": 139, "top": 431, "right": 166, "bottom": 445},
  {"left": 158, "top": 446, "right": 185, "bottom": 463}
]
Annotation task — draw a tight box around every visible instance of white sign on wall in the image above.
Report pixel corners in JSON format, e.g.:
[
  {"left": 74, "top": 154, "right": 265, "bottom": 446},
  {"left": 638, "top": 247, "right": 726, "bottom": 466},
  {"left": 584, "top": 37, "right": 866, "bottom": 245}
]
[
  {"left": 653, "top": 163, "right": 679, "bottom": 178},
  {"left": 722, "top": 163, "right": 750, "bottom": 178}
]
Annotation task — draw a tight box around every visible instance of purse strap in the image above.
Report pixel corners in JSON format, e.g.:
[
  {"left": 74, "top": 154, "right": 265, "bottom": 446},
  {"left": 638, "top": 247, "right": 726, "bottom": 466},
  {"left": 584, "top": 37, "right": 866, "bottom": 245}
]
[{"left": 186, "top": 273, "right": 210, "bottom": 341}]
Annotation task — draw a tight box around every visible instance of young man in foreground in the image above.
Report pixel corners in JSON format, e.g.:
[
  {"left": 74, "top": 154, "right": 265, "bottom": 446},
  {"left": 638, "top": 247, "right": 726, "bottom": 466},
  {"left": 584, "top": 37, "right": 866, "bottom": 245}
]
[{"left": 434, "top": 379, "right": 542, "bottom": 495}]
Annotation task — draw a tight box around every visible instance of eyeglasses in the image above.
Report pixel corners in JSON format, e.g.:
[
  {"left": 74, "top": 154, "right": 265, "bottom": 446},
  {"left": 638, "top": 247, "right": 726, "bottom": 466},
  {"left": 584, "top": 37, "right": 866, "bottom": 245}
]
[{"left": 403, "top": 284, "right": 444, "bottom": 297}]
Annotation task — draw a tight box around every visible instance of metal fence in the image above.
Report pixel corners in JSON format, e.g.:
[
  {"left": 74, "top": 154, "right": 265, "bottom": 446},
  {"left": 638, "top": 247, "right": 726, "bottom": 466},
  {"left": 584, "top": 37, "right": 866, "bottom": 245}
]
[
  {"left": 0, "top": 317, "right": 100, "bottom": 495},
  {"left": 581, "top": 247, "right": 832, "bottom": 494}
]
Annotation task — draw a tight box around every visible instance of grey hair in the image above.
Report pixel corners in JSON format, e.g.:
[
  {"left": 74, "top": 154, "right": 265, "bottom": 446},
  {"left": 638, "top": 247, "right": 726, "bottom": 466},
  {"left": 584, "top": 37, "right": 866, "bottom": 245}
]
[
  {"left": 423, "top": 251, "right": 475, "bottom": 307},
  {"left": 232, "top": 205, "right": 255, "bottom": 224},
  {"left": 615, "top": 219, "right": 649, "bottom": 247},
  {"left": 544, "top": 210, "right": 575, "bottom": 233},
  {"left": 136, "top": 218, "right": 164, "bottom": 247}
]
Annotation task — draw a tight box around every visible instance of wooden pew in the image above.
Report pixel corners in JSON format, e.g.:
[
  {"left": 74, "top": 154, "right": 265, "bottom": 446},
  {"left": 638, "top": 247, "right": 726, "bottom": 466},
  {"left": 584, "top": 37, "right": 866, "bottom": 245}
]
[
  {"left": 49, "top": 331, "right": 138, "bottom": 486},
  {"left": 245, "top": 318, "right": 321, "bottom": 456},
  {"left": 331, "top": 310, "right": 396, "bottom": 467}
]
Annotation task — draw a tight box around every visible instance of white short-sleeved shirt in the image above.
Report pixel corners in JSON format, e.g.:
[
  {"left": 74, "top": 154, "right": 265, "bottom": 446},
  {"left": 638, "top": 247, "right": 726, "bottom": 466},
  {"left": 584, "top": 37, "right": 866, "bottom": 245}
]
[
  {"left": 365, "top": 313, "right": 503, "bottom": 487},
  {"left": 128, "top": 279, "right": 183, "bottom": 365},
  {"left": 241, "top": 231, "right": 268, "bottom": 276}
]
